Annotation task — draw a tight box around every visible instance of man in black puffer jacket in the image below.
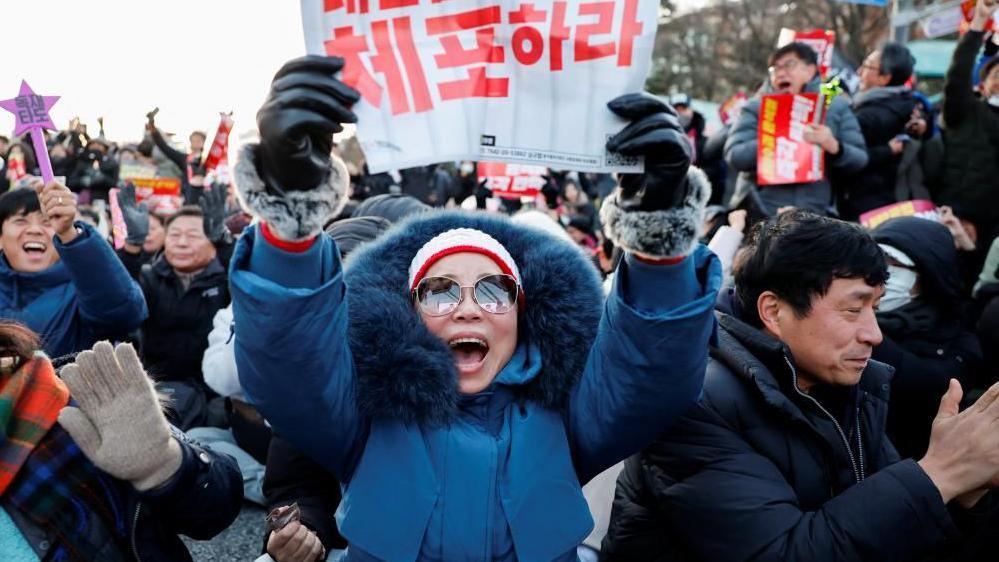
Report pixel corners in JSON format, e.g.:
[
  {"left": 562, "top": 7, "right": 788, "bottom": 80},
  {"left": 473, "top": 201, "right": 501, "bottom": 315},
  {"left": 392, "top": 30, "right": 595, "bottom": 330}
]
[
  {"left": 838, "top": 43, "right": 917, "bottom": 221},
  {"left": 603, "top": 211, "right": 999, "bottom": 562},
  {"left": 139, "top": 206, "right": 230, "bottom": 429}
]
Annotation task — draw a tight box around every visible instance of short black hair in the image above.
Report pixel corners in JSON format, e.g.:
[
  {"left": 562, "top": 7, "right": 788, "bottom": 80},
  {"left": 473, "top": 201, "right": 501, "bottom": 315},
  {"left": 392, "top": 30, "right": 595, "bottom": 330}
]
[
  {"left": 735, "top": 210, "right": 888, "bottom": 328},
  {"left": 163, "top": 205, "right": 204, "bottom": 231},
  {"left": 879, "top": 42, "right": 915, "bottom": 86},
  {"left": 0, "top": 135, "right": 9, "bottom": 144},
  {"left": 0, "top": 189, "right": 42, "bottom": 232},
  {"left": 769, "top": 42, "right": 819, "bottom": 68}
]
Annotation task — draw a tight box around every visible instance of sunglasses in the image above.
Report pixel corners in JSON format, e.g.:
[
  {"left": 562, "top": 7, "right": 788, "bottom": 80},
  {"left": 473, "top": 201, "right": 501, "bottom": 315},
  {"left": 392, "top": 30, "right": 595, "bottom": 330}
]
[{"left": 412, "top": 274, "right": 520, "bottom": 317}]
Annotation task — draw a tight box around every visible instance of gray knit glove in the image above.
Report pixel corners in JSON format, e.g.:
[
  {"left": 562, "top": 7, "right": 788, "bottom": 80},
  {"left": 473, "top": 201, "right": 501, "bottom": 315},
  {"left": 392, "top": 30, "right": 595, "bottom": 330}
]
[
  {"left": 58, "top": 342, "right": 182, "bottom": 491},
  {"left": 116, "top": 182, "right": 150, "bottom": 246}
]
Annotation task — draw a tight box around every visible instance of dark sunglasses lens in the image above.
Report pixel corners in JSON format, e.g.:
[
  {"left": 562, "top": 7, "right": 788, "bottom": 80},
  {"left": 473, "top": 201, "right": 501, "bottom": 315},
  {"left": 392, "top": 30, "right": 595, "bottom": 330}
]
[
  {"left": 474, "top": 275, "right": 518, "bottom": 314},
  {"left": 417, "top": 277, "right": 461, "bottom": 316}
]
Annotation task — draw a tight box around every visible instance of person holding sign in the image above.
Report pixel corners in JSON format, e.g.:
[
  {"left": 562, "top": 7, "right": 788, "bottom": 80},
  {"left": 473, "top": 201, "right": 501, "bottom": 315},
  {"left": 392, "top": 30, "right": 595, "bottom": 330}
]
[
  {"left": 724, "top": 42, "right": 867, "bottom": 216},
  {"left": 229, "top": 55, "right": 719, "bottom": 562}
]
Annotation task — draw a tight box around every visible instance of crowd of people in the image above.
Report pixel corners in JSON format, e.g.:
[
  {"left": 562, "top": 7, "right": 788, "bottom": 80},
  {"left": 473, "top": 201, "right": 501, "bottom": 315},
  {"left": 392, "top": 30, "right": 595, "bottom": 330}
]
[{"left": 0, "top": 1, "right": 998, "bottom": 560}]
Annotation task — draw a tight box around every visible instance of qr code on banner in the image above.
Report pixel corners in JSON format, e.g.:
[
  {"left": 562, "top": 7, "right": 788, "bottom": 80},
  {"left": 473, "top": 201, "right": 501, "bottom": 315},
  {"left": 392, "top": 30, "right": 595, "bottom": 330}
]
[{"left": 604, "top": 134, "right": 640, "bottom": 168}]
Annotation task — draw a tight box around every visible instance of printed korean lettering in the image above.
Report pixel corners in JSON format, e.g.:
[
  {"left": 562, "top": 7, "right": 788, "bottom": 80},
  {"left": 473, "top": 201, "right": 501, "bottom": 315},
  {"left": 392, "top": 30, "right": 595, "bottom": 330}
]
[{"left": 426, "top": 5, "right": 509, "bottom": 101}]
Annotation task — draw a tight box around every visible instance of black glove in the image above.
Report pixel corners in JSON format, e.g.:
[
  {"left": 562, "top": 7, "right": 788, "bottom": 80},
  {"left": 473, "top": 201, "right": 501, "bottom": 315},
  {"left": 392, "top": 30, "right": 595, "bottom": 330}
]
[
  {"left": 199, "top": 183, "right": 230, "bottom": 244},
  {"left": 606, "top": 93, "right": 692, "bottom": 211},
  {"left": 256, "top": 56, "right": 360, "bottom": 195},
  {"left": 233, "top": 56, "right": 359, "bottom": 241},
  {"left": 599, "top": 93, "right": 709, "bottom": 259},
  {"left": 116, "top": 182, "right": 149, "bottom": 247}
]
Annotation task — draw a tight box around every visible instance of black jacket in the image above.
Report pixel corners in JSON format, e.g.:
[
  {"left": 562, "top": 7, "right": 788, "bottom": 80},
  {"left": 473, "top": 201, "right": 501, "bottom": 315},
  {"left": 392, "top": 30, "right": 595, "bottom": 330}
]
[
  {"left": 601, "top": 312, "right": 993, "bottom": 562},
  {"left": 940, "top": 30, "right": 999, "bottom": 227},
  {"left": 3, "top": 427, "right": 242, "bottom": 562},
  {"left": 139, "top": 256, "right": 230, "bottom": 383},
  {"left": 872, "top": 217, "right": 984, "bottom": 459},
  {"left": 839, "top": 87, "right": 916, "bottom": 220}
]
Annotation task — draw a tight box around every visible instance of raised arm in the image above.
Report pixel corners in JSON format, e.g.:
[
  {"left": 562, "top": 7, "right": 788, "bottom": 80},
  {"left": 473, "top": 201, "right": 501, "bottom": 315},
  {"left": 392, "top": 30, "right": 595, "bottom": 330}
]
[
  {"left": 568, "top": 94, "right": 721, "bottom": 482},
  {"left": 36, "top": 180, "right": 147, "bottom": 335},
  {"left": 230, "top": 56, "right": 366, "bottom": 481},
  {"left": 943, "top": 1, "right": 996, "bottom": 128}
]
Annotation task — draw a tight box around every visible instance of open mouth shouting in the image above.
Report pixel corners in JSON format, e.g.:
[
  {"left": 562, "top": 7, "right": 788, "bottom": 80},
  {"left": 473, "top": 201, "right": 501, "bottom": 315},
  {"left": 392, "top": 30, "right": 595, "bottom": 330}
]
[
  {"left": 22, "top": 241, "right": 47, "bottom": 255},
  {"left": 449, "top": 335, "right": 490, "bottom": 375}
]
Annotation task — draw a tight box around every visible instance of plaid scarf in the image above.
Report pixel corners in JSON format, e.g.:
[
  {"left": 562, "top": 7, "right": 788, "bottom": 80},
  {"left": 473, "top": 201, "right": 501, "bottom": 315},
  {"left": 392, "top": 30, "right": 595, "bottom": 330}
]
[
  {"left": 7, "top": 423, "right": 130, "bottom": 561},
  {"left": 0, "top": 355, "right": 130, "bottom": 561},
  {"left": 0, "top": 354, "right": 69, "bottom": 494}
]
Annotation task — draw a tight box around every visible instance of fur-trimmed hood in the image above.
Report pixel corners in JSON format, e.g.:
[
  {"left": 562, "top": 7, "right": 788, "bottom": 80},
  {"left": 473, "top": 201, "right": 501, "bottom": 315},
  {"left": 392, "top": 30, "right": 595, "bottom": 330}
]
[{"left": 343, "top": 211, "right": 604, "bottom": 425}]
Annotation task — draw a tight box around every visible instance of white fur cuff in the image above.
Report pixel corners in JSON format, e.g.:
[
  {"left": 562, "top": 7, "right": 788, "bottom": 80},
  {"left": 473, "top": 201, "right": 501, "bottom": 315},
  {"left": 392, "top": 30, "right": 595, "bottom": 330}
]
[
  {"left": 600, "top": 167, "right": 711, "bottom": 259},
  {"left": 232, "top": 144, "right": 349, "bottom": 241}
]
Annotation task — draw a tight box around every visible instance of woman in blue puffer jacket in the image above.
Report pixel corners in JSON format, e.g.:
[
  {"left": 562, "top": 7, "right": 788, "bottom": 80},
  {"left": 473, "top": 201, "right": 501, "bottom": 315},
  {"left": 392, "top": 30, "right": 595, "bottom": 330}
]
[{"left": 230, "top": 56, "right": 721, "bottom": 562}]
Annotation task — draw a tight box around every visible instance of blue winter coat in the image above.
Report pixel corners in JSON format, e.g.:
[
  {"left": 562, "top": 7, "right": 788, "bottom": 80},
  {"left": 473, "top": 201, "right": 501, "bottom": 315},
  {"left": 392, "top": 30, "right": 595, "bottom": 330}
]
[
  {"left": 231, "top": 211, "right": 721, "bottom": 562},
  {"left": 0, "top": 222, "right": 147, "bottom": 357}
]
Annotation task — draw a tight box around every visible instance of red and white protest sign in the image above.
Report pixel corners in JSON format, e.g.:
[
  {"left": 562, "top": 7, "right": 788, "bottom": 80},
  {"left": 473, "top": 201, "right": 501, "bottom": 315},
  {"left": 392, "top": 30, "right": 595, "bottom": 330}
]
[
  {"left": 203, "top": 113, "right": 234, "bottom": 174},
  {"left": 301, "top": 0, "right": 656, "bottom": 173},
  {"left": 777, "top": 29, "right": 835, "bottom": 78},
  {"left": 757, "top": 93, "right": 824, "bottom": 186},
  {"left": 859, "top": 200, "right": 939, "bottom": 230},
  {"left": 719, "top": 92, "right": 748, "bottom": 126},
  {"left": 477, "top": 161, "right": 546, "bottom": 199},
  {"left": 131, "top": 178, "right": 183, "bottom": 215}
]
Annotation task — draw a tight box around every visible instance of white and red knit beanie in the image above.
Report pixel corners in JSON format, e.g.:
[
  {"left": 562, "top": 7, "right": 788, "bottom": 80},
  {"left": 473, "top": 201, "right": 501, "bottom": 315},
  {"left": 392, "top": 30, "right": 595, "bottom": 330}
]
[{"left": 408, "top": 228, "right": 521, "bottom": 291}]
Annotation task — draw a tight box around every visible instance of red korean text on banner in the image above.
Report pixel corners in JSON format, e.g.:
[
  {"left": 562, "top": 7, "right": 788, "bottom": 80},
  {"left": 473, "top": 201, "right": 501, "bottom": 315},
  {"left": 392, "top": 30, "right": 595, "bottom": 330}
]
[
  {"left": 859, "top": 200, "right": 939, "bottom": 230},
  {"left": 203, "top": 114, "right": 234, "bottom": 173},
  {"left": 477, "top": 161, "right": 547, "bottom": 199},
  {"left": 757, "top": 93, "right": 824, "bottom": 186},
  {"left": 305, "top": 0, "right": 656, "bottom": 173},
  {"left": 777, "top": 29, "right": 836, "bottom": 78},
  {"left": 321, "top": 0, "right": 644, "bottom": 114}
]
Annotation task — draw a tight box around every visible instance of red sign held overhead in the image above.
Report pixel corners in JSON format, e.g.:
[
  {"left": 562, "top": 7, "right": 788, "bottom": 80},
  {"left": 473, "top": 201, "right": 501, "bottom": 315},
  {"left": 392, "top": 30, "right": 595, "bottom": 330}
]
[{"left": 777, "top": 29, "right": 836, "bottom": 78}]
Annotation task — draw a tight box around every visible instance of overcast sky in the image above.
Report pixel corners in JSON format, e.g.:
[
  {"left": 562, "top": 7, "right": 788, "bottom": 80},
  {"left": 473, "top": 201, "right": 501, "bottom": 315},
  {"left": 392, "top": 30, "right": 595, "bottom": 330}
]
[{"left": 1, "top": 0, "right": 307, "bottom": 147}]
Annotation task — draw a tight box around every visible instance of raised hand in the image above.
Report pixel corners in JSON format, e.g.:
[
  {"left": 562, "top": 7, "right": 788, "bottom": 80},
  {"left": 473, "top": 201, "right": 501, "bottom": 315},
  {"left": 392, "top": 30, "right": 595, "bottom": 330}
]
[
  {"left": 235, "top": 56, "right": 359, "bottom": 242},
  {"left": 600, "top": 93, "right": 710, "bottom": 259},
  {"left": 256, "top": 55, "right": 360, "bottom": 195},
  {"left": 116, "top": 182, "right": 150, "bottom": 247},
  {"left": 199, "top": 182, "right": 230, "bottom": 244},
  {"left": 606, "top": 93, "right": 692, "bottom": 211},
  {"left": 34, "top": 179, "right": 78, "bottom": 243},
  {"left": 57, "top": 342, "right": 182, "bottom": 491},
  {"left": 918, "top": 380, "right": 999, "bottom": 504}
]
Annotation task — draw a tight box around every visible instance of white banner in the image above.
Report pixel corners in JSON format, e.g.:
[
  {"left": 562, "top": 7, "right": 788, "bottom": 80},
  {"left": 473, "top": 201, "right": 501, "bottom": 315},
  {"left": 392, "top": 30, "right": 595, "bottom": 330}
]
[
  {"left": 919, "top": 6, "right": 964, "bottom": 39},
  {"left": 301, "top": 0, "right": 656, "bottom": 173}
]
